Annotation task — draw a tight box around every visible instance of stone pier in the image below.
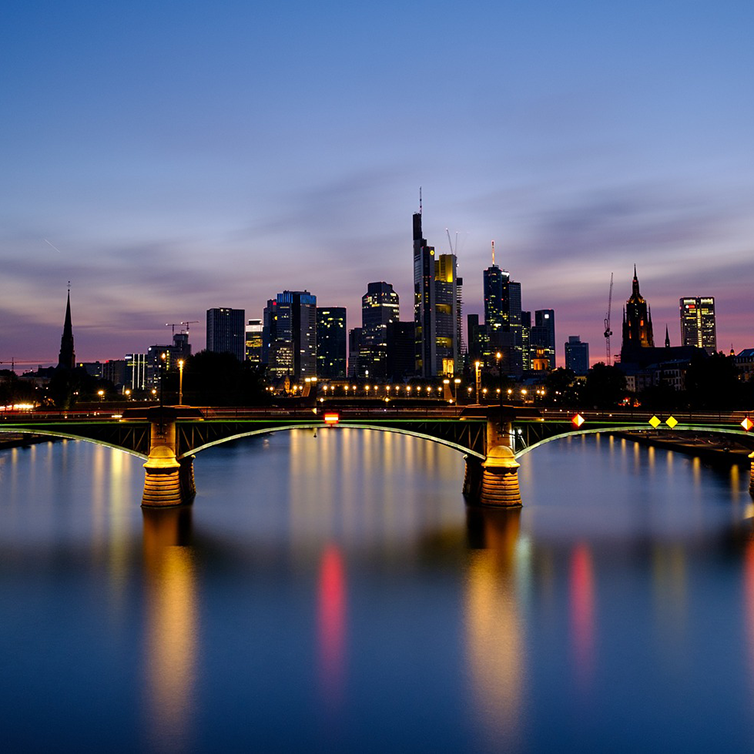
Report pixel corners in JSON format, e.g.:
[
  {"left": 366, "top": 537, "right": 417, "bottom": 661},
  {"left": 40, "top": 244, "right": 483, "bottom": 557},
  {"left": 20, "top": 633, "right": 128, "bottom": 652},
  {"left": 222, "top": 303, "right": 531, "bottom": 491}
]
[
  {"left": 749, "top": 451, "right": 754, "bottom": 499},
  {"left": 141, "top": 407, "right": 196, "bottom": 507},
  {"left": 463, "top": 406, "right": 523, "bottom": 508}
]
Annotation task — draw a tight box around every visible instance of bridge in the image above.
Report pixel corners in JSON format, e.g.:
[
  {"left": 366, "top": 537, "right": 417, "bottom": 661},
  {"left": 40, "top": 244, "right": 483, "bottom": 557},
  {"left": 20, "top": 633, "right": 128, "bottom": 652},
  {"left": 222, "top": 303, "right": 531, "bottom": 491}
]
[{"left": 2, "top": 404, "right": 753, "bottom": 507}]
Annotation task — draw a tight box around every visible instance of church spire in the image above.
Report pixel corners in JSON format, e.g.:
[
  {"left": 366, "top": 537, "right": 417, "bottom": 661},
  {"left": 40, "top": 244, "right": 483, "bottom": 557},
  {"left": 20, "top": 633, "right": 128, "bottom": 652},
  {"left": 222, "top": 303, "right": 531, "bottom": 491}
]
[
  {"left": 665, "top": 325, "right": 670, "bottom": 348},
  {"left": 57, "top": 284, "right": 75, "bottom": 370}
]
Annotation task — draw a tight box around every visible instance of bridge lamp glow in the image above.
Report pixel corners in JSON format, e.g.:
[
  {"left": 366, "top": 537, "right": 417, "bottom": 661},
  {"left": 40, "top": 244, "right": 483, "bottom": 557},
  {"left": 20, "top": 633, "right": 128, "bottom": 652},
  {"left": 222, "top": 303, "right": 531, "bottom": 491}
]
[
  {"left": 571, "top": 414, "right": 585, "bottom": 428},
  {"left": 323, "top": 412, "right": 340, "bottom": 426},
  {"left": 742, "top": 417, "right": 754, "bottom": 432}
]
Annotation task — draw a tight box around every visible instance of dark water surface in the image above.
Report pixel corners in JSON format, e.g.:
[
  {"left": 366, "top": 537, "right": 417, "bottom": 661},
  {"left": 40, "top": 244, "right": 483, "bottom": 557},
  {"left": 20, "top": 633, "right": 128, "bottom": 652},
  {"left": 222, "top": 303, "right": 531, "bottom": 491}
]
[{"left": 1, "top": 430, "right": 752, "bottom": 753}]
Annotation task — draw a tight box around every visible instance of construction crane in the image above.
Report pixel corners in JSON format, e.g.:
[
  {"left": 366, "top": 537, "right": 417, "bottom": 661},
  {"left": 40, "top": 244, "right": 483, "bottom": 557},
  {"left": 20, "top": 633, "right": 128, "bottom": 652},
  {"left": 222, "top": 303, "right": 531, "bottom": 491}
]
[
  {"left": 181, "top": 321, "right": 198, "bottom": 333},
  {"left": 603, "top": 273, "right": 614, "bottom": 365},
  {"left": 165, "top": 323, "right": 182, "bottom": 335}
]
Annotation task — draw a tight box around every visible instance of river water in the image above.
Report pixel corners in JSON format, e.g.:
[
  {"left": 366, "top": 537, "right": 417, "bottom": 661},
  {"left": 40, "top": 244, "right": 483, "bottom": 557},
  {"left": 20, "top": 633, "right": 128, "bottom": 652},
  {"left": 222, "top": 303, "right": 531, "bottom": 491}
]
[{"left": 0, "top": 429, "right": 752, "bottom": 753}]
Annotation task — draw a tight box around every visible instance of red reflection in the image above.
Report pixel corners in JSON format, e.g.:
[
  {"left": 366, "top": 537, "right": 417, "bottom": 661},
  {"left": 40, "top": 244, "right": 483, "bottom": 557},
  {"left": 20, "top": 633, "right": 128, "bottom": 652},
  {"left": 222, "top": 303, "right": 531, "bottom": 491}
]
[
  {"left": 570, "top": 544, "right": 595, "bottom": 688},
  {"left": 318, "top": 545, "right": 346, "bottom": 709}
]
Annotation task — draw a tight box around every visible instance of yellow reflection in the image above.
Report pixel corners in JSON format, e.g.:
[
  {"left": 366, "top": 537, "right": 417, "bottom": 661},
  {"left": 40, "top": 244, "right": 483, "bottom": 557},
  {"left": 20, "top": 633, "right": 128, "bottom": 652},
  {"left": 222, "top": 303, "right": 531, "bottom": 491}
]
[
  {"left": 465, "top": 508, "right": 525, "bottom": 750},
  {"left": 652, "top": 543, "right": 688, "bottom": 670},
  {"left": 730, "top": 464, "right": 740, "bottom": 494},
  {"left": 142, "top": 508, "right": 197, "bottom": 751}
]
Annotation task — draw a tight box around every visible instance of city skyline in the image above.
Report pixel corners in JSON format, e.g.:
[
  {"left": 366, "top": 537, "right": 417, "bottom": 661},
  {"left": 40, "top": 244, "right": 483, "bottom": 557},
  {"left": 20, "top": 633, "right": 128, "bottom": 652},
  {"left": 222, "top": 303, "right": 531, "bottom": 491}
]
[{"left": 2, "top": 0, "right": 752, "bottom": 366}]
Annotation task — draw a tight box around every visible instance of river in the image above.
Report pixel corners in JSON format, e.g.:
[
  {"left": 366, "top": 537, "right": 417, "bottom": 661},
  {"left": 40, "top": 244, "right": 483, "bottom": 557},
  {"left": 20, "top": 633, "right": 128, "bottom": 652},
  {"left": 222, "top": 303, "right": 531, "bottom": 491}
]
[{"left": 0, "top": 429, "right": 752, "bottom": 753}]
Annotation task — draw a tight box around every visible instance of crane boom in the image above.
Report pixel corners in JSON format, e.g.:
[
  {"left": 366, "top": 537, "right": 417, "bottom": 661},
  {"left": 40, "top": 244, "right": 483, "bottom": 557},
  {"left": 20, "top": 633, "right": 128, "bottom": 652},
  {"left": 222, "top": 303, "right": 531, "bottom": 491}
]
[{"left": 603, "top": 273, "right": 614, "bottom": 365}]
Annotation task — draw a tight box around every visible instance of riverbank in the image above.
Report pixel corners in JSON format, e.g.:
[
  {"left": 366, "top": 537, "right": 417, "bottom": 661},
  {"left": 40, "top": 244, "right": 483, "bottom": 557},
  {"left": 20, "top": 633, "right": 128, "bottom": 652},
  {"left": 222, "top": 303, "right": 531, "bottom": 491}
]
[{"left": 617, "top": 431, "right": 753, "bottom": 465}]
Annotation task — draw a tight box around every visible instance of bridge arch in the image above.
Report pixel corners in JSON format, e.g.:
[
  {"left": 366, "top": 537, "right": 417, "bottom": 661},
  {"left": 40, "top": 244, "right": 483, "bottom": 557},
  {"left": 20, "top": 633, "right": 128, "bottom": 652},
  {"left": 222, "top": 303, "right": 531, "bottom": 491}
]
[
  {"left": 0, "top": 426, "right": 147, "bottom": 459},
  {"left": 515, "top": 425, "right": 754, "bottom": 459},
  {"left": 181, "top": 422, "right": 486, "bottom": 460}
]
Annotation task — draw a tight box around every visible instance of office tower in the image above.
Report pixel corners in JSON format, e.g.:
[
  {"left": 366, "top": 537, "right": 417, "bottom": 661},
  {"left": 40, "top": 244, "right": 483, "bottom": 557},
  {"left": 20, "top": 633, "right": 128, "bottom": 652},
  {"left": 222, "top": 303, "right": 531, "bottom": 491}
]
[
  {"left": 125, "top": 353, "right": 147, "bottom": 392},
  {"left": 144, "top": 333, "right": 192, "bottom": 390},
  {"left": 58, "top": 288, "right": 75, "bottom": 370},
  {"left": 483, "top": 261, "right": 505, "bottom": 340},
  {"left": 434, "top": 254, "right": 459, "bottom": 375},
  {"left": 620, "top": 266, "right": 654, "bottom": 362},
  {"left": 245, "top": 319, "right": 264, "bottom": 365},
  {"left": 386, "top": 321, "right": 415, "bottom": 381},
  {"left": 264, "top": 291, "right": 317, "bottom": 381},
  {"left": 413, "top": 205, "right": 436, "bottom": 377},
  {"left": 467, "top": 314, "right": 491, "bottom": 367},
  {"left": 207, "top": 308, "right": 246, "bottom": 362},
  {"left": 530, "top": 309, "right": 556, "bottom": 370},
  {"left": 456, "top": 276, "right": 465, "bottom": 359},
  {"left": 360, "top": 282, "right": 399, "bottom": 379},
  {"left": 565, "top": 335, "right": 589, "bottom": 375},
  {"left": 316, "top": 307, "right": 347, "bottom": 379},
  {"left": 679, "top": 297, "right": 716, "bottom": 354}
]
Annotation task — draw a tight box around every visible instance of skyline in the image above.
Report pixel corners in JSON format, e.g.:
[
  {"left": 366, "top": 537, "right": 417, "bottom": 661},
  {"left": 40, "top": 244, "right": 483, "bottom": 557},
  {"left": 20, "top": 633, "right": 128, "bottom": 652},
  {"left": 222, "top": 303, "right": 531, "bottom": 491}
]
[{"left": 2, "top": 0, "right": 752, "bottom": 366}]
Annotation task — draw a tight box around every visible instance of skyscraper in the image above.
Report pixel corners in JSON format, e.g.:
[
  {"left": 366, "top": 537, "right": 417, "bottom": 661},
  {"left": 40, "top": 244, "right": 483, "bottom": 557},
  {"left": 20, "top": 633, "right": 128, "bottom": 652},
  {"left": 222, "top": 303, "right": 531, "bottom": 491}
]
[
  {"left": 207, "top": 308, "right": 246, "bottom": 362},
  {"left": 57, "top": 287, "right": 75, "bottom": 370},
  {"left": 434, "top": 254, "right": 459, "bottom": 375},
  {"left": 316, "top": 307, "right": 347, "bottom": 379},
  {"left": 245, "top": 319, "right": 264, "bottom": 365},
  {"left": 680, "top": 297, "right": 716, "bottom": 354},
  {"left": 264, "top": 291, "right": 317, "bottom": 381},
  {"left": 413, "top": 205, "right": 436, "bottom": 377},
  {"left": 360, "top": 282, "right": 399, "bottom": 379},
  {"left": 531, "top": 309, "right": 556, "bottom": 370},
  {"left": 620, "top": 267, "right": 654, "bottom": 362}
]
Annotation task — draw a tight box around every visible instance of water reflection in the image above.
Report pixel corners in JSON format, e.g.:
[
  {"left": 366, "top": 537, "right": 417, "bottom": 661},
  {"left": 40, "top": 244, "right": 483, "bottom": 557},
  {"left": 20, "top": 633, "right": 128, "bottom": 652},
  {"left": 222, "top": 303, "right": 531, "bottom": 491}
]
[
  {"left": 142, "top": 507, "right": 197, "bottom": 753},
  {"left": 464, "top": 507, "right": 526, "bottom": 751},
  {"left": 569, "top": 543, "right": 595, "bottom": 692},
  {"left": 317, "top": 544, "right": 347, "bottom": 712}
]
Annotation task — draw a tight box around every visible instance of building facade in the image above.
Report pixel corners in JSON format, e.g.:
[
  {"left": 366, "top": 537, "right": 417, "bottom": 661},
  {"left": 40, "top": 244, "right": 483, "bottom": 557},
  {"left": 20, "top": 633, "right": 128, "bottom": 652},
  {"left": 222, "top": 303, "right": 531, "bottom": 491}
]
[
  {"left": 680, "top": 297, "right": 716, "bottom": 354},
  {"left": 316, "top": 307, "right": 347, "bottom": 379},
  {"left": 565, "top": 335, "right": 589, "bottom": 375},
  {"left": 360, "top": 282, "right": 399, "bottom": 379},
  {"left": 264, "top": 291, "right": 317, "bottom": 381},
  {"left": 207, "top": 308, "right": 246, "bottom": 362}
]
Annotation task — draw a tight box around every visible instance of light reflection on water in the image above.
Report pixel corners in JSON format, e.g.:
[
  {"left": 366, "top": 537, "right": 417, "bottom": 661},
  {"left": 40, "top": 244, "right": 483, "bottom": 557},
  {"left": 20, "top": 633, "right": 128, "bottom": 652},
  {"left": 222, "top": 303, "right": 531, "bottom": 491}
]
[{"left": 0, "top": 431, "right": 752, "bottom": 752}]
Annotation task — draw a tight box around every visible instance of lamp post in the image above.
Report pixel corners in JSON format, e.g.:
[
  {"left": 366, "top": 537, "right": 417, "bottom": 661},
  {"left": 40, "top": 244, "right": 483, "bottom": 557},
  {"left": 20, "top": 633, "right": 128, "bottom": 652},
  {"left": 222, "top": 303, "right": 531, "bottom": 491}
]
[
  {"left": 454, "top": 377, "right": 461, "bottom": 404},
  {"left": 159, "top": 352, "right": 167, "bottom": 408},
  {"left": 178, "top": 359, "right": 184, "bottom": 406},
  {"left": 496, "top": 351, "right": 503, "bottom": 432}
]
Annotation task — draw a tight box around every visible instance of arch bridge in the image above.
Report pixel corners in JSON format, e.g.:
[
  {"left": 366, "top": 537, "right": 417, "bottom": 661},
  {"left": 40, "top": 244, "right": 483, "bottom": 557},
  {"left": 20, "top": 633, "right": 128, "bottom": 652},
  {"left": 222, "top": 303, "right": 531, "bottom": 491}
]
[{"left": 1, "top": 405, "right": 753, "bottom": 507}]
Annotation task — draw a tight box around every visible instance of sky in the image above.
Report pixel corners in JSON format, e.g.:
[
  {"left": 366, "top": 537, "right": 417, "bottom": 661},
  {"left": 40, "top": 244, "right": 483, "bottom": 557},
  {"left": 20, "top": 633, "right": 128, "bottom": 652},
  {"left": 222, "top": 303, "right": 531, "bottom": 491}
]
[{"left": 2, "top": 0, "right": 752, "bottom": 369}]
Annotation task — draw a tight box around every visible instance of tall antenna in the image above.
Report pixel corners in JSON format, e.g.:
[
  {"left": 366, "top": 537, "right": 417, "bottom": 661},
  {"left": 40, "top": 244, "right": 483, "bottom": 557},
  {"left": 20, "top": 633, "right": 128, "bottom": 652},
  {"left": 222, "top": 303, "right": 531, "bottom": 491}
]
[
  {"left": 491, "top": 240, "right": 495, "bottom": 267},
  {"left": 604, "top": 272, "right": 614, "bottom": 365},
  {"left": 419, "top": 186, "right": 422, "bottom": 215}
]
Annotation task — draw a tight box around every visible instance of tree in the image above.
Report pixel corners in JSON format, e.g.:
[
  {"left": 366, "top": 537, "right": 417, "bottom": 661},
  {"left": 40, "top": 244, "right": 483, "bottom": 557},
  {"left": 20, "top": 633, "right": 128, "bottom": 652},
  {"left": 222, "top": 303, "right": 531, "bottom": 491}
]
[
  {"left": 180, "top": 351, "right": 269, "bottom": 406},
  {"left": 583, "top": 363, "right": 626, "bottom": 408},
  {"left": 685, "top": 352, "right": 743, "bottom": 410}
]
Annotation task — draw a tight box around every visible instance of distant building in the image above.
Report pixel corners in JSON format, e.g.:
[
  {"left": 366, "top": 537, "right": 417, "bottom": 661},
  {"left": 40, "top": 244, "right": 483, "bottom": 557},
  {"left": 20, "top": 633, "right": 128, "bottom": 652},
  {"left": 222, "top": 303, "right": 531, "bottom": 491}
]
[
  {"left": 565, "top": 335, "right": 589, "bottom": 375},
  {"left": 263, "top": 291, "right": 317, "bottom": 381},
  {"left": 735, "top": 348, "right": 754, "bottom": 381},
  {"left": 348, "top": 327, "right": 362, "bottom": 378},
  {"left": 360, "top": 282, "right": 399, "bottom": 379},
  {"left": 245, "top": 319, "right": 264, "bottom": 365},
  {"left": 126, "top": 353, "right": 147, "bottom": 392},
  {"left": 145, "top": 333, "right": 192, "bottom": 390},
  {"left": 434, "top": 255, "right": 460, "bottom": 375},
  {"left": 386, "top": 321, "right": 415, "bottom": 382},
  {"left": 316, "top": 307, "right": 347, "bottom": 379},
  {"left": 413, "top": 208, "right": 436, "bottom": 377},
  {"left": 207, "top": 307, "right": 246, "bottom": 362},
  {"left": 530, "top": 309, "right": 556, "bottom": 371},
  {"left": 680, "top": 297, "right": 716, "bottom": 354}
]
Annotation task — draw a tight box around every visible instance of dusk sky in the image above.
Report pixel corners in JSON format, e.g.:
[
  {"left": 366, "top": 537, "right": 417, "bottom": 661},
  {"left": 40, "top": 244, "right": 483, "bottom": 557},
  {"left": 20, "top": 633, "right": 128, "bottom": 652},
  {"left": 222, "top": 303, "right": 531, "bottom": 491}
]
[{"left": 2, "top": 0, "right": 752, "bottom": 368}]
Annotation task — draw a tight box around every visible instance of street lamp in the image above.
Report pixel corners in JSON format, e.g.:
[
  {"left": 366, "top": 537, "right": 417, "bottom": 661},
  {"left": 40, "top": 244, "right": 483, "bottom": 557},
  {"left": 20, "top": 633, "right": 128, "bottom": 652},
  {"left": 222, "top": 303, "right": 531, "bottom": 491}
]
[
  {"left": 178, "top": 359, "right": 184, "bottom": 405},
  {"left": 97, "top": 389, "right": 105, "bottom": 401},
  {"left": 159, "top": 352, "right": 167, "bottom": 408},
  {"left": 474, "top": 361, "right": 482, "bottom": 404}
]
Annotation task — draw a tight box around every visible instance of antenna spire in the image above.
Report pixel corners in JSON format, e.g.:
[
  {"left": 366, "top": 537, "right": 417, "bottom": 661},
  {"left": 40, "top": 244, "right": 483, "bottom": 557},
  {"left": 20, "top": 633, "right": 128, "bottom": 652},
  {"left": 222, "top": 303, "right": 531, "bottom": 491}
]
[
  {"left": 419, "top": 187, "right": 422, "bottom": 215},
  {"left": 491, "top": 240, "right": 495, "bottom": 267}
]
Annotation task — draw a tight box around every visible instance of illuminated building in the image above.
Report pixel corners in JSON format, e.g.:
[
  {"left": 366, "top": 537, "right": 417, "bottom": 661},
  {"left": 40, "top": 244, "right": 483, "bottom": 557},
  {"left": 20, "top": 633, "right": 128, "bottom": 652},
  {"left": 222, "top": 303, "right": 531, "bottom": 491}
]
[
  {"left": 206, "top": 308, "right": 246, "bottom": 362},
  {"left": 483, "top": 245, "right": 523, "bottom": 375},
  {"left": 679, "top": 297, "right": 716, "bottom": 354},
  {"left": 316, "top": 307, "right": 347, "bottom": 379},
  {"left": 620, "top": 267, "right": 654, "bottom": 362},
  {"left": 264, "top": 291, "right": 317, "bottom": 381},
  {"left": 530, "top": 310, "right": 556, "bottom": 371},
  {"left": 126, "top": 353, "right": 147, "bottom": 391},
  {"left": 413, "top": 206, "right": 436, "bottom": 377},
  {"left": 434, "top": 255, "right": 460, "bottom": 375},
  {"left": 359, "top": 282, "right": 399, "bottom": 379},
  {"left": 565, "top": 335, "right": 589, "bottom": 375},
  {"left": 245, "top": 319, "right": 264, "bottom": 365},
  {"left": 57, "top": 288, "right": 75, "bottom": 370}
]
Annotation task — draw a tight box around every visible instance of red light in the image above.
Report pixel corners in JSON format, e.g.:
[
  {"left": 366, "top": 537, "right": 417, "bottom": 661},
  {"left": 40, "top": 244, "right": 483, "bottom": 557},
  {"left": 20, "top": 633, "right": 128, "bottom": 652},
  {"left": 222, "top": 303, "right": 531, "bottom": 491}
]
[
  {"left": 324, "top": 413, "right": 340, "bottom": 425},
  {"left": 571, "top": 414, "right": 585, "bottom": 428}
]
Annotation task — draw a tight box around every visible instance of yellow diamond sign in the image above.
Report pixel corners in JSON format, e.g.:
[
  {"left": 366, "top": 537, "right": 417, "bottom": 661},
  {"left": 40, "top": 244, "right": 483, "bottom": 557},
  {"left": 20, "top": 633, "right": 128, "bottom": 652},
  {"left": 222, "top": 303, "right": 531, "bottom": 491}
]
[
  {"left": 649, "top": 416, "right": 661, "bottom": 429},
  {"left": 571, "top": 413, "right": 585, "bottom": 428},
  {"left": 742, "top": 417, "right": 754, "bottom": 432},
  {"left": 666, "top": 416, "right": 678, "bottom": 429}
]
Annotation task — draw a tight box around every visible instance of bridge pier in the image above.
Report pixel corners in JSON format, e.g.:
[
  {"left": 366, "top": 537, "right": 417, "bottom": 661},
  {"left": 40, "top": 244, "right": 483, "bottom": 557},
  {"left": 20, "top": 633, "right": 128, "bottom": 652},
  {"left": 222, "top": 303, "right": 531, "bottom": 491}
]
[
  {"left": 464, "top": 411, "right": 522, "bottom": 508},
  {"left": 142, "top": 408, "right": 195, "bottom": 507},
  {"left": 750, "top": 452, "right": 754, "bottom": 499}
]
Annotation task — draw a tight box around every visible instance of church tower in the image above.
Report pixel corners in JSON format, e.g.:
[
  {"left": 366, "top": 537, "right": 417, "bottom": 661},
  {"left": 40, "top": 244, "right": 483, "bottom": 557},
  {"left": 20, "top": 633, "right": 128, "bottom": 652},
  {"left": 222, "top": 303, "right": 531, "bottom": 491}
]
[
  {"left": 57, "top": 286, "right": 76, "bottom": 370},
  {"left": 620, "top": 266, "right": 654, "bottom": 361}
]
